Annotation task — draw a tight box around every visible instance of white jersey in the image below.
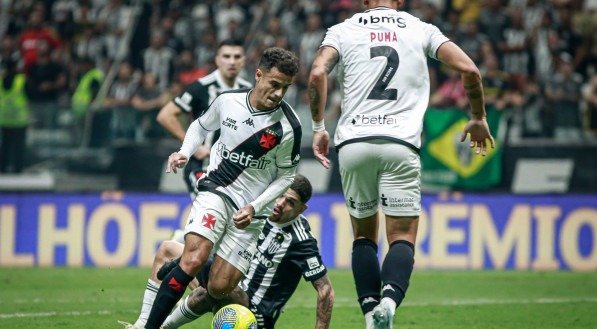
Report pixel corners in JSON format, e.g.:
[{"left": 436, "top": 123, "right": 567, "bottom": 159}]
[
  {"left": 179, "top": 89, "right": 302, "bottom": 214},
  {"left": 321, "top": 7, "right": 449, "bottom": 150}
]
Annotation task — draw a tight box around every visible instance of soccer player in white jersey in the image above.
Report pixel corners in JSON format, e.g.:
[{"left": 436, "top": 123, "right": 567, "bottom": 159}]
[
  {"left": 144, "top": 47, "right": 302, "bottom": 329},
  {"left": 308, "top": 1, "right": 494, "bottom": 328},
  {"left": 145, "top": 175, "right": 334, "bottom": 329},
  {"left": 157, "top": 39, "right": 252, "bottom": 201}
]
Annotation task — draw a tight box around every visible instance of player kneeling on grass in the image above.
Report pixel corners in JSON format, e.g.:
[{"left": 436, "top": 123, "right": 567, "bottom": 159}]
[{"left": 123, "top": 175, "right": 334, "bottom": 329}]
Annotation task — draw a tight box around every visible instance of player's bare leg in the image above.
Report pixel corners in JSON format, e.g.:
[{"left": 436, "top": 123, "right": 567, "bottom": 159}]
[{"left": 207, "top": 255, "right": 247, "bottom": 301}]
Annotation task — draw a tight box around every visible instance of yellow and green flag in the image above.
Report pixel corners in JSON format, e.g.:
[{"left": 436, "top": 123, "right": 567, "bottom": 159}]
[{"left": 421, "top": 107, "right": 502, "bottom": 190}]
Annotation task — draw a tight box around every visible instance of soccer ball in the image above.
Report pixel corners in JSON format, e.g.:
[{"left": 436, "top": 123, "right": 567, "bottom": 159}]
[{"left": 211, "top": 304, "right": 257, "bottom": 329}]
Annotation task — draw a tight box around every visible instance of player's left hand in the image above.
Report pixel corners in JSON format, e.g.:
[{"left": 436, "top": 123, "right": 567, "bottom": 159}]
[
  {"left": 460, "top": 118, "right": 495, "bottom": 156},
  {"left": 166, "top": 152, "right": 188, "bottom": 173},
  {"left": 312, "top": 130, "right": 331, "bottom": 169},
  {"left": 233, "top": 204, "right": 255, "bottom": 229}
]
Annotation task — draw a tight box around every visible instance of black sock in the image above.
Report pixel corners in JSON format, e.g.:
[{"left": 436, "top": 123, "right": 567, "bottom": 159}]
[
  {"left": 352, "top": 238, "right": 381, "bottom": 315},
  {"left": 145, "top": 265, "right": 193, "bottom": 329},
  {"left": 381, "top": 240, "right": 414, "bottom": 308}
]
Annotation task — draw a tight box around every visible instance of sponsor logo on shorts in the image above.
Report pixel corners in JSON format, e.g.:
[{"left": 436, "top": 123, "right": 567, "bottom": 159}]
[
  {"left": 381, "top": 194, "right": 417, "bottom": 209},
  {"left": 237, "top": 249, "right": 252, "bottom": 263},
  {"left": 347, "top": 197, "right": 377, "bottom": 212}
]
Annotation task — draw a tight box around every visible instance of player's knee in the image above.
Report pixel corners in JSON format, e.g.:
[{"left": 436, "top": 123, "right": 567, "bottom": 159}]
[
  {"left": 159, "top": 240, "right": 181, "bottom": 259},
  {"left": 206, "top": 279, "right": 235, "bottom": 300}
]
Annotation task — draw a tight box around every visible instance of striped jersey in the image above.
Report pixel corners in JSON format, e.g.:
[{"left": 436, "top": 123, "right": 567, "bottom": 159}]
[
  {"left": 321, "top": 7, "right": 449, "bottom": 151},
  {"left": 173, "top": 69, "right": 252, "bottom": 119},
  {"left": 241, "top": 215, "right": 326, "bottom": 325},
  {"left": 179, "top": 89, "right": 302, "bottom": 213}
]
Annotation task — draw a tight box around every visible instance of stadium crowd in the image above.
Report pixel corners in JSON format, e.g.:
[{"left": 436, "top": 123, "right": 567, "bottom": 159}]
[{"left": 0, "top": 0, "right": 596, "bottom": 174}]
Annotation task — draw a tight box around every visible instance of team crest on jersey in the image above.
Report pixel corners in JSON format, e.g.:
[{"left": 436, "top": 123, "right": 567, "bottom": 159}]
[
  {"left": 259, "top": 129, "right": 278, "bottom": 150},
  {"left": 202, "top": 213, "right": 216, "bottom": 229}
]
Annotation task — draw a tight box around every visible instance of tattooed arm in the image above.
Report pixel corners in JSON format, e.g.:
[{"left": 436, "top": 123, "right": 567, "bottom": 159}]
[
  {"left": 437, "top": 41, "right": 495, "bottom": 155},
  {"left": 307, "top": 46, "right": 339, "bottom": 168},
  {"left": 311, "top": 274, "right": 334, "bottom": 329},
  {"left": 308, "top": 46, "right": 339, "bottom": 122}
]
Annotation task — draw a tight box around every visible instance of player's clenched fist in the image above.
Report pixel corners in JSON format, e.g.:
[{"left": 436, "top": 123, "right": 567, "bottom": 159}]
[{"left": 166, "top": 152, "right": 188, "bottom": 173}]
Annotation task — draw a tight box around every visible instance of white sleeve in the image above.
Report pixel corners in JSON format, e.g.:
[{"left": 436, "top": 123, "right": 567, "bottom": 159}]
[
  {"left": 249, "top": 166, "right": 296, "bottom": 215},
  {"left": 424, "top": 22, "right": 450, "bottom": 59},
  {"left": 179, "top": 119, "right": 207, "bottom": 158},
  {"left": 179, "top": 96, "right": 222, "bottom": 158},
  {"left": 320, "top": 25, "right": 341, "bottom": 52}
]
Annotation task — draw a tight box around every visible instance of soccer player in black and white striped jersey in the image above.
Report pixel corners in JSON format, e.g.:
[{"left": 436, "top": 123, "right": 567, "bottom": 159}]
[{"left": 158, "top": 175, "right": 334, "bottom": 329}]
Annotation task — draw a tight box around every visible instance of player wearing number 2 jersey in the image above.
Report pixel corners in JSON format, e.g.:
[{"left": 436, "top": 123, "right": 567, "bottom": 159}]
[{"left": 308, "top": 1, "right": 494, "bottom": 328}]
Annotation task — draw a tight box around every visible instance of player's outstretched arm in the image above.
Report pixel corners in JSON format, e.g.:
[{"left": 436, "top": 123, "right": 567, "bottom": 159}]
[
  {"left": 157, "top": 101, "right": 186, "bottom": 142},
  {"left": 436, "top": 41, "right": 495, "bottom": 155},
  {"left": 312, "top": 274, "right": 334, "bottom": 329},
  {"left": 308, "top": 46, "right": 338, "bottom": 169}
]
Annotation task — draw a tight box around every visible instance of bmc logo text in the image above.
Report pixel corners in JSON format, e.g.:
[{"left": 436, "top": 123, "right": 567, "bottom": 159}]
[
  {"left": 358, "top": 15, "right": 406, "bottom": 28},
  {"left": 217, "top": 143, "right": 271, "bottom": 169}
]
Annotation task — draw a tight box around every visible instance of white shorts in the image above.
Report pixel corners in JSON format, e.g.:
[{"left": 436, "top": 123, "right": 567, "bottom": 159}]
[
  {"left": 338, "top": 140, "right": 421, "bottom": 218},
  {"left": 184, "top": 191, "right": 264, "bottom": 275}
]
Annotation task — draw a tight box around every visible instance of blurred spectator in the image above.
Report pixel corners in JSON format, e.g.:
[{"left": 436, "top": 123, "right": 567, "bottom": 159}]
[
  {"left": 581, "top": 75, "right": 597, "bottom": 137},
  {"left": 452, "top": 0, "right": 482, "bottom": 23},
  {"left": 520, "top": 78, "right": 546, "bottom": 138},
  {"left": 19, "top": 9, "right": 62, "bottom": 72},
  {"left": 25, "top": 41, "right": 67, "bottom": 129},
  {"left": 0, "top": 59, "right": 30, "bottom": 173},
  {"left": 544, "top": 54, "right": 584, "bottom": 141},
  {"left": 499, "top": 8, "right": 531, "bottom": 91},
  {"left": 429, "top": 68, "right": 468, "bottom": 110},
  {"left": 0, "top": 35, "right": 22, "bottom": 72},
  {"left": 51, "top": 0, "right": 79, "bottom": 42},
  {"left": 103, "top": 61, "right": 138, "bottom": 142},
  {"left": 71, "top": 24, "right": 107, "bottom": 69},
  {"left": 71, "top": 57, "right": 103, "bottom": 119},
  {"left": 299, "top": 13, "right": 325, "bottom": 72},
  {"left": 174, "top": 49, "right": 208, "bottom": 86},
  {"left": 95, "top": 0, "right": 131, "bottom": 60},
  {"left": 159, "top": 16, "right": 185, "bottom": 54},
  {"left": 478, "top": 0, "right": 509, "bottom": 51},
  {"left": 141, "top": 30, "right": 176, "bottom": 91},
  {"left": 480, "top": 55, "right": 511, "bottom": 110},
  {"left": 459, "top": 21, "right": 491, "bottom": 64},
  {"left": 531, "top": 10, "right": 558, "bottom": 82},
  {"left": 131, "top": 72, "right": 168, "bottom": 140},
  {"left": 195, "top": 32, "right": 218, "bottom": 70},
  {"left": 214, "top": 0, "right": 245, "bottom": 42}
]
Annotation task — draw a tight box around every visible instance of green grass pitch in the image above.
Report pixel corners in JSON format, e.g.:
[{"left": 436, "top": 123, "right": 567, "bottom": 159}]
[{"left": 0, "top": 268, "right": 596, "bottom": 328}]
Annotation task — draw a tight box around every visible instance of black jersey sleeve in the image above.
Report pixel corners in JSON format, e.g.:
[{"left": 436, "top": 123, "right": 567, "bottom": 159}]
[
  {"left": 173, "top": 80, "right": 209, "bottom": 119},
  {"left": 288, "top": 239, "right": 327, "bottom": 282}
]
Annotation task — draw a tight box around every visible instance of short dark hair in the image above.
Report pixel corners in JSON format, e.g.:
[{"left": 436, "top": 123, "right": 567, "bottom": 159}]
[
  {"left": 257, "top": 47, "right": 299, "bottom": 77},
  {"left": 217, "top": 38, "right": 244, "bottom": 49},
  {"left": 290, "top": 174, "right": 312, "bottom": 204}
]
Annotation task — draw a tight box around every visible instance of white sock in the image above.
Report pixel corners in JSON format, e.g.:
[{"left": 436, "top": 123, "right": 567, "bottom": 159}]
[
  {"left": 365, "top": 311, "right": 375, "bottom": 329},
  {"left": 133, "top": 279, "right": 159, "bottom": 328},
  {"left": 162, "top": 295, "right": 200, "bottom": 329},
  {"left": 381, "top": 297, "right": 396, "bottom": 315}
]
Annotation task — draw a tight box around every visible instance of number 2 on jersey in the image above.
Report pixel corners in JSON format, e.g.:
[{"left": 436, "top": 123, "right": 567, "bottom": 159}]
[{"left": 367, "top": 46, "right": 399, "bottom": 100}]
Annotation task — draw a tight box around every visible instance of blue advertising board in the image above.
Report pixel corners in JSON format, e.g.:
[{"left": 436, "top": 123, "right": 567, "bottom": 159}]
[{"left": 0, "top": 193, "right": 595, "bottom": 270}]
